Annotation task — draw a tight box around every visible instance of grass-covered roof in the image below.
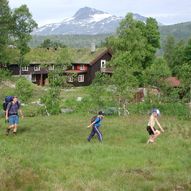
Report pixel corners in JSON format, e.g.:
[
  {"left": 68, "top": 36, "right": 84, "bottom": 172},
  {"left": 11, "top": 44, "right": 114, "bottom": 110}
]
[{"left": 7, "top": 47, "right": 108, "bottom": 65}]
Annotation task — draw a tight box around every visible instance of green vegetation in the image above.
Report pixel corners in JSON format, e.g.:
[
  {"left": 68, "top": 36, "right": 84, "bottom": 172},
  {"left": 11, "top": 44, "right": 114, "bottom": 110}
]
[
  {"left": 1, "top": 7, "right": 191, "bottom": 190},
  {"left": 15, "top": 77, "right": 33, "bottom": 102},
  {"left": 0, "top": 0, "right": 37, "bottom": 67},
  {"left": 29, "top": 22, "right": 191, "bottom": 49},
  {"left": 5, "top": 47, "right": 107, "bottom": 64},
  {"left": 0, "top": 75, "right": 191, "bottom": 190},
  {"left": 30, "top": 34, "right": 111, "bottom": 48},
  {"left": 0, "top": 114, "right": 190, "bottom": 191},
  {"left": 160, "top": 22, "right": 191, "bottom": 44}
]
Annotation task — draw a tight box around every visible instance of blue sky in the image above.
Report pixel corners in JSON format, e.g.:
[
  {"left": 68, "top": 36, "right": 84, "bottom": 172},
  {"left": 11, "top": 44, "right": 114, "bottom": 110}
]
[{"left": 9, "top": 0, "right": 191, "bottom": 26}]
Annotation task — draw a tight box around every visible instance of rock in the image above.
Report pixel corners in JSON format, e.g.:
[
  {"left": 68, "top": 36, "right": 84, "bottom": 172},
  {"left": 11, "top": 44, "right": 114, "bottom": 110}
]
[{"left": 61, "top": 108, "right": 74, "bottom": 113}]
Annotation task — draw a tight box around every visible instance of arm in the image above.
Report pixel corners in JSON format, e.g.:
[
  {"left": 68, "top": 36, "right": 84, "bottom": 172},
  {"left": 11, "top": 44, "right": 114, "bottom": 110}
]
[
  {"left": 19, "top": 109, "right": 24, "bottom": 118},
  {"left": 5, "top": 103, "right": 11, "bottom": 121},
  {"left": 87, "top": 121, "right": 95, "bottom": 128},
  {"left": 5, "top": 109, "right": 9, "bottom": 121},
  {"left": 87, "top": 117, "right": 99, "bottom": 128},
  {"left": 155, "top": 118, "right": 164, "bottom": 132},
  {"left": 18, "top": 102, "right": 24, "bottom": 118}
]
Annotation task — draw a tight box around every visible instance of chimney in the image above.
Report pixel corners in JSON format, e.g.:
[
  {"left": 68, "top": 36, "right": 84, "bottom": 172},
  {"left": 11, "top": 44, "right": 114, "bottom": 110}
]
[{"left": 91, "top": 42, "right": 96, "bottom": 53}]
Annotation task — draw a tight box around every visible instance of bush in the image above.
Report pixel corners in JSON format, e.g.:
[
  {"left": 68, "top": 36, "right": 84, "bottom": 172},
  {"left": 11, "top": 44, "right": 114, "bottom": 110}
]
[
  {"left": 21, "top": 104, "right": 41, "bottom": 117},
  {"left": 15, "top": 77, "right": 33, "bottom": 102},
  {"left": 0, "top": 69, "right": 11, "bottom": 82},
  {"left": 128, "top": 102, "right": 191, "bottom": 119},
  {"left": 40, "top": 88, "right": 61, "bottom": 115}
]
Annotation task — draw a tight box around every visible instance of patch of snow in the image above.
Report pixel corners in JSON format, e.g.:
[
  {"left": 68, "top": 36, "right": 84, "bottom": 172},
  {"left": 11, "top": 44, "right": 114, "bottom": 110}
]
[
  {"left": 50, "top": 23, "right": 62, "bottom": 31},
  {"left": 88, "top": 13, "right": 112, "bottom": 23}
]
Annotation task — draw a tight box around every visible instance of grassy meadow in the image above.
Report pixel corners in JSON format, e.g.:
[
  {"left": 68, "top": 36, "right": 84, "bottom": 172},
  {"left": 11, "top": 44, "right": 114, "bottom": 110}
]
[{"left": 0, "top": 113, "right": 191, "bottom": 191}]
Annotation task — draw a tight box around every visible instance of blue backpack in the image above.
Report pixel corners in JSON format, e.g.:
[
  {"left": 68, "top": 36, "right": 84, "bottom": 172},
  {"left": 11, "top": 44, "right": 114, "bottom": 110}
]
[{"left": 3, "top": 96, "right": 14, "bottom": 111}]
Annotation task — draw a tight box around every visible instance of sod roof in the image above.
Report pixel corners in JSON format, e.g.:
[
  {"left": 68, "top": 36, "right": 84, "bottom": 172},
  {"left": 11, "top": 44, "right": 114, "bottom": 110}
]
[{"left": 7, "top": 47, "right": 108, "bottom": 65}]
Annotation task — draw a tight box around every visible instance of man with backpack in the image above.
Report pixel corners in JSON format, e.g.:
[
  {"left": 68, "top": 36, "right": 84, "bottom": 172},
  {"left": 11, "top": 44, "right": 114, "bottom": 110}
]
[
  {"left": 87, "top": 111, "right": 105, "bottom": 142},
  {"left": 5, "top": 96, "right": 24, "bottom": 135}
]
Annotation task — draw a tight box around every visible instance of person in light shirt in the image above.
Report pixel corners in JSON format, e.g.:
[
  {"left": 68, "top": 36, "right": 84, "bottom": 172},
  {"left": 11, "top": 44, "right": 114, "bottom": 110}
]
[{"left": 146, "top": 109, "right": 164, "bottom": 144}]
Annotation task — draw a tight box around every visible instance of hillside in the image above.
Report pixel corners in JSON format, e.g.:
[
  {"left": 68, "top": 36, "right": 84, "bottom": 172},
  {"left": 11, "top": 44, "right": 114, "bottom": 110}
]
[
  {"left": 33, "top": 7, "right": 146, "bottom": 36},
  {"left": 160, "top": 21, "right": 191, "bottom": 42},
  {"left": 29, "top": 34, "right": 110, "bottom": 48},
  {"left": 30, "top": 22, "right": 191, "bottom": 48}
]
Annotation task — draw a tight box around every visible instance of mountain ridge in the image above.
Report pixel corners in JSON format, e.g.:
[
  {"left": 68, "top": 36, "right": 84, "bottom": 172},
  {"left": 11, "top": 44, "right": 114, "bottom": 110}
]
[{"left": 33, "top": 7, "right": 147, "bottom": 35}]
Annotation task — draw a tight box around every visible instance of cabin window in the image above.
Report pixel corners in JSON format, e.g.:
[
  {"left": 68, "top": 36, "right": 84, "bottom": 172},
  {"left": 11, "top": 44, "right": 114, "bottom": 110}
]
[
  {"left": 80, "top": 65, "right": 85, "bottom": 70},
  {"left": 21, "top": 66, "right": 28, "bottom": 71},
  {"left": 101, "top": 60, "right": 106, "bottom": 68},
  {"left": 34, "top": 66, "right": 41, "bottom": 71},
  {"left": 72, "top": 65, "right": 75, "bottom": 70},
  {"left": 78, "top": 75, "right": 84, "bottom": 82},
  {"left": 48, "top": 65, "right": 54, "bottom": 71},
  {"left": 68, "top": 76, "right": 73, "bottom": 82}
]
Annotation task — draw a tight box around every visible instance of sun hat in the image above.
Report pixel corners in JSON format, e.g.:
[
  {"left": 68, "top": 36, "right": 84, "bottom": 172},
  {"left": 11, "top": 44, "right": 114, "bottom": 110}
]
[{"left": 152, "top": 108, "right": 160, "bottom": 116}]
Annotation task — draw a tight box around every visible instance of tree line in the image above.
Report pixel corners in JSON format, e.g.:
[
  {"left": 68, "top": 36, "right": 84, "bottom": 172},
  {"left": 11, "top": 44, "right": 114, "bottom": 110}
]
[
  {"left": 0, "top": 0, "right": 37, "bottom": 69},
  {"left": 90, "top": 13, "right": 191, "bottom": 115}
]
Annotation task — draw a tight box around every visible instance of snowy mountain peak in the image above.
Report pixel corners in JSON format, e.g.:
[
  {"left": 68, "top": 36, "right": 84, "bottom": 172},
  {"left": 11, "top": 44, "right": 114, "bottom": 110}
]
[
  {"left": 73, "top": 7, "right": 105, "bottom": 20},
  {"left": 33, "top": 7, "right": 147, "bottom": 35}
]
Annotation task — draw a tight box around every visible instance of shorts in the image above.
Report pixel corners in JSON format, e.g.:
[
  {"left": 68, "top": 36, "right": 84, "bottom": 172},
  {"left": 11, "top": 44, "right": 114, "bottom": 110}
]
[
  {"left": 8, "top": 115, "right": 19, "bottom": 125},
  {"left": 147, "top": 126, "right": 156, "bottom": 135}
]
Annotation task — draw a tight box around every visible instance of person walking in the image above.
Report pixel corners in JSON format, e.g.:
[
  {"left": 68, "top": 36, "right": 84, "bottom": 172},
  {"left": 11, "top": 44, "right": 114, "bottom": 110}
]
[
  {"left": 5, "top": 96, "right": 24, "bottom": 135},
  {"left": 87, "top": 111, "right": 105, "bottom": 142}
]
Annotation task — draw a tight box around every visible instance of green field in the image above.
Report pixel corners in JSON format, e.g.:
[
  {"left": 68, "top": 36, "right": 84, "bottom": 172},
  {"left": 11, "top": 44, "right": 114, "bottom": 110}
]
[{"left": 0, "top": 114, "right": 190, "bottom": 191}]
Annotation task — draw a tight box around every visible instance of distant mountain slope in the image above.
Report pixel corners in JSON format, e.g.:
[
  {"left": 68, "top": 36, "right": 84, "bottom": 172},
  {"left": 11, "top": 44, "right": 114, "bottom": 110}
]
[
  {"left": 31, "top": 7, "right": 191, "bottom": 48},
  {"left": 30, "top": 21, "right": 191, "bottom": 48},
  {"left": 33, "top": 7, "right": 147, "bottom": 35},
  {"left": 160, "top": 22, "right": 191, "bottom": 42}
]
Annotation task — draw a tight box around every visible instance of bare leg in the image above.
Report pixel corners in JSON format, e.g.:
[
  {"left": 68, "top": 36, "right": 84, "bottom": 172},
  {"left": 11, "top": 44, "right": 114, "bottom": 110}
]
[
  {"left": 152, "top": 130, "right": 161, "bottom": 142},
  {"left": 147, "top": 135, "right": 155, "bottom": 143},
  {"left": 13, "top": 124, "right": 18, "bottom": 135}
]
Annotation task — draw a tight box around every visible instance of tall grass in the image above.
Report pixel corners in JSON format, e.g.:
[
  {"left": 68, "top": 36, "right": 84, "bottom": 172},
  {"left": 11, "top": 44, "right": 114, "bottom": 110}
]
[{"left": 0, "top": 114, "right": 190, "bottom": 191}]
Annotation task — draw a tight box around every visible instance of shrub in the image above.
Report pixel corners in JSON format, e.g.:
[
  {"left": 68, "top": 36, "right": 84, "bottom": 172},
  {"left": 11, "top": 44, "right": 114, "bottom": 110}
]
[
  {"left": 0, "top": 69, "right": 11, "bottom": 82},
  {"left": 128, "top": 102, "right": 191, "bottom": 119},
  {"left": 15, "top": 77, "right": 33, "bottom": 102},
  {"left": 40, "top": 88, "right": 61, "bottom": 115}
]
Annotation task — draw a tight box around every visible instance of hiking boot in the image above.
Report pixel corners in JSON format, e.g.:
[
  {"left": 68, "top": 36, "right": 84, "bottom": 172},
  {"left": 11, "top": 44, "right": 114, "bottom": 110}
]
[
  {"left": 13, "top": 132, "right": 17, "bottom": 136},
  {"left": 6, "top": 128, "right": 10, "bottom": 136}
]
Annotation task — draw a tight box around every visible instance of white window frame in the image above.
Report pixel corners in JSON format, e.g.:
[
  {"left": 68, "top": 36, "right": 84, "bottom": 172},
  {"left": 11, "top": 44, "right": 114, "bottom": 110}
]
[
  {"left": 79, "top": 65, "right": 85, "bottom": 71},
  {"left": 34, "top": 66, "right": 41, "bottom": 71},
  {"left": 78, "top": 74, "right": 84, "bottom": 82},
  {"left": 72, "top": 65, "right": 75, "bottom": 70},
  {"left": 68, "top": 76, "right": 73, "bottom": 82},
  {"left": 101, "top": 60, "right": 106, "bottom": 68},
  {"left": 21, "top": 66, "right": 28, "bottom": 71},
  {"left": 48, "top": 65, "right": 54, "bottom": 71}
]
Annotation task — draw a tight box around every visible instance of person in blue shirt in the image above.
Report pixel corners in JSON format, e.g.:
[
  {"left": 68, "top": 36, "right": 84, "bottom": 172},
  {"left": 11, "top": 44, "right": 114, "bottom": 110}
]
[{"left": 87, "top": 111, "right": 105, "bottom": 142}]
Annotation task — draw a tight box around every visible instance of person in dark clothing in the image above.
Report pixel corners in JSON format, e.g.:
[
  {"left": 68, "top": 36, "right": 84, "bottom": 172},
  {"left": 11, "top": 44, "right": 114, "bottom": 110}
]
[
  {"left": 5, "top": 96, "right": 24, "bottom": 135},
  {"left": 87, "top": 111, "right": 105, "bottom": 142}
]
